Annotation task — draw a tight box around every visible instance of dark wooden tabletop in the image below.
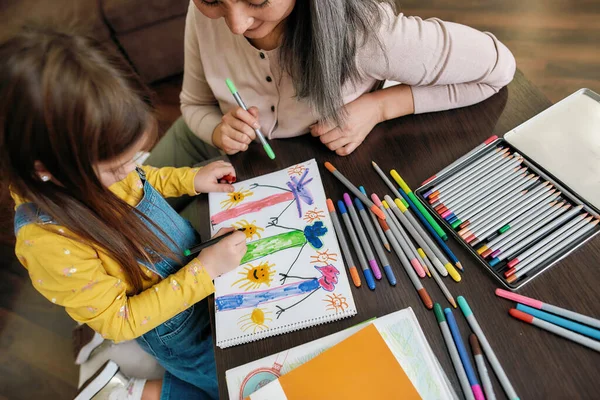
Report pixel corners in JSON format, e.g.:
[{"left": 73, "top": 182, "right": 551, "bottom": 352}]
[{"left": 196, "top": 70, "right": 600, "bottom": 400}]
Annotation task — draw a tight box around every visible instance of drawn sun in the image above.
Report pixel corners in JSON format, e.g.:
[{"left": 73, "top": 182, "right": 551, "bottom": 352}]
[
  {"left": 232, "top": 219, "right": 264, "bottom": 240},
  {"left": 303, "top": 207, "right": 326, "bottom": 223},
  {"left": 238, "top": 307, "right": 273, "bottom": 333},
  {"left": 220, "top": 187, "right": 254, "bottom": 210},
  {"left": 232, "top": 261, "right": 276, "bottom": 291},
  {"left": 287, "top": 164, "right": 306, "bottom": 176},
  {"left": 310, "top": 249, "right": 338, "bottom": 265},
  {"left": 323, "top": 293, "right": 349, "bottom": 313}
]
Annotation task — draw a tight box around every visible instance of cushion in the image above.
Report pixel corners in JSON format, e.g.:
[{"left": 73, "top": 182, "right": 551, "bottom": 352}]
[{"left": 102, "top": 0, "right": 189, "bottom": 34}]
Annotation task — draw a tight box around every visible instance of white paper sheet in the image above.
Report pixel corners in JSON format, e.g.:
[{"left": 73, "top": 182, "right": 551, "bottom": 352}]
[{"left": 209, "top": 159, "right": 357, "bottom": 348}]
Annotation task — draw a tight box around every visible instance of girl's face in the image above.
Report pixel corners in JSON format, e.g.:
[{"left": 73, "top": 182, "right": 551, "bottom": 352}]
[
  {"left": 193, "top": 0, "right": 295, "bottom": 40},
  {"left": 94, "top": 133, "right": 150, "bottom": 187}
]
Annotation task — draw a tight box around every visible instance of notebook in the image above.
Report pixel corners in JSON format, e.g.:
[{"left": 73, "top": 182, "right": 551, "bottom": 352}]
[
  {"left": 226, "top": 308, "right": 458, "bottom": 400},
  {"left": 247, "top": 323, "right": 422, "bottom": 399},
  {"left": 209, "top": 159, "right": 357, "bottom": 348}
]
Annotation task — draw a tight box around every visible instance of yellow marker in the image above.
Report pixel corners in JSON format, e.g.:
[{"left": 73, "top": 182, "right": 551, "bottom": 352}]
[
  {"left": 445, "top": 263, "right": 462, "bottom": 282},
  {"left": 477, "top": 245, "right": 488, "bottom": 255}
]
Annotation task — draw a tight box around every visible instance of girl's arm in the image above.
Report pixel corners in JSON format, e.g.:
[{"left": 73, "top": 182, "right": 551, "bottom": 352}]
[
  {"left": 180, "top": 2, "right": 223, "bottom": 145},
  {"left": 363, "top": 7, "right": 516, "bottom": 114},
  {"left": 17, "top": 224, "right": 215, "bottom": 342}
]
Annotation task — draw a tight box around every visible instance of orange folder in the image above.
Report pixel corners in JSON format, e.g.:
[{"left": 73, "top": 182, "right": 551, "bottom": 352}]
[{"left": 248, "top": 324, "right": 421, "bottom": 399}]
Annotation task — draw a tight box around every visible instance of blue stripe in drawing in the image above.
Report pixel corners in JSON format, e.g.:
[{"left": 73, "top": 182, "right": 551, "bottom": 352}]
[{"left": 215, "top": 279, "right": 320, "bottom": 311}]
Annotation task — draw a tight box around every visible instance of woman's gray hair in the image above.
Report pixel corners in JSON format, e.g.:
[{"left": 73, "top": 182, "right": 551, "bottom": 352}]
[{"left": 280, "top": 0, "right": 395, "bottom": 126}]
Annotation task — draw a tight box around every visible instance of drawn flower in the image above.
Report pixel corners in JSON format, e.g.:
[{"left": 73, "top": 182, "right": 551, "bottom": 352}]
[
  {"left": 310, "top": 249, "right": 338, "bottom": 265},
  {"left": 304, "top": 221, "right": 328, "bottom": 249},
  {"left": 323, "top": 293, "right": 349, "bottom": 312},
  {"left": 232, "top": 262, "right": 276, "bottom": 291},
  {"left": 171, "top": 279, "right": 181, "bottom": 291},
  {"left": 287, "top": 164, "right": 306, "bottom": 176},
  {"left": 232, "top": 219, "right": 265, "bottom": 240},
  {"left": 62, "top": 267, "right": 77, "bottom": 277}
]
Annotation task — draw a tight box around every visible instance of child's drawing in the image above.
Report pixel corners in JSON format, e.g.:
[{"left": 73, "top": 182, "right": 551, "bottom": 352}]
[
  {"left": 220, "top": 187, "right": 254, "bottom": 210},
  {"left": 209, "top": 160, "right": 356, "bottom": 348},
  {"left": 238, "top": 307, "right": 272, "bottom": 333},
  {"left": 323, "top": 293, "right": 349, "bottom": 313},
  {"left": 232, "top": 261, "right": 276, "bottom": 291}
]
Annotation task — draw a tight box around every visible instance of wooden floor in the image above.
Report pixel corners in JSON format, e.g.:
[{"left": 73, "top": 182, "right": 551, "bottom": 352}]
[{"left": 1, "top": 1, "right": 598, "bottom": 399}]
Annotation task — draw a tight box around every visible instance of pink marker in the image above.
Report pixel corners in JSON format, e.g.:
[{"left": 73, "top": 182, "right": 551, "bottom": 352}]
[
  {"left": 496, "top": 288, "right": 600, "bottom": 329},
  {"left": 343, "top": 193, "right": 382, "bottom": 280}
]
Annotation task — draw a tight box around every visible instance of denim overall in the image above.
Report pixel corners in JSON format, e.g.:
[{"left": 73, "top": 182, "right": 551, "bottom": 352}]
[{"left": 14, "top": 168, "right": 218, "bottom": 399}]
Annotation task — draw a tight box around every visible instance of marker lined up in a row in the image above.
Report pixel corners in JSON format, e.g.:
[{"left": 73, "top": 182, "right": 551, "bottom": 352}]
[{"left": 422, "top": 146, "right": 599, "bottom": 285}]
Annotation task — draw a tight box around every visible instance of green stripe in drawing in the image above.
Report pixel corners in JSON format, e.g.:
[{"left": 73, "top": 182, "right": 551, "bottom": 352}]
[{"left": 241, "top": 231, "right": 307, "bottom": 264}]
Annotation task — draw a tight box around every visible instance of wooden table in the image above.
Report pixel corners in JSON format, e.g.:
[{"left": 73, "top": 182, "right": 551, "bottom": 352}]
[{"left": 197, "top": 71, "right": 600, "bottom": 399}]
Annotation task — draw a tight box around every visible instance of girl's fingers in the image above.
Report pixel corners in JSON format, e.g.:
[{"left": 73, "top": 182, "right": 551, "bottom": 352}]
[
  {"left": 213, "top": 165, "right": 236, "bottom": 179},
  {"left": 213, "top": 227, "right": 235, "bottom": 237}
]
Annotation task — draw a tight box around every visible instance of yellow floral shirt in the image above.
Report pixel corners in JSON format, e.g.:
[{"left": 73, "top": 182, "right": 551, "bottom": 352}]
[{"left": 12, "top": 166, "right": 215, "bottom": 342}]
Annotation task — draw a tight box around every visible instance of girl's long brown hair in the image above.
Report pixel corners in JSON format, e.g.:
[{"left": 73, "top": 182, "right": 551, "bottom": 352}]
[{"left": 0, "top": 25, "right": 177, "bottom": 293}]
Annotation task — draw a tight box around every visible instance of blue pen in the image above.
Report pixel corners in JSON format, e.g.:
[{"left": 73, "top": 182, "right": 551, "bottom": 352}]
[
  {"left": 354, "top": 196, "right": 396, "bottom": 286},
  {"left": 517, "top": 304, "right": 600, "bottom": 341},
  {"left": 444, "top": 308, "right": 485, "bottom": 400},
  {"left": 337, "top": 200, "right": 375, "bottom": 290},
  {"left": 397, "top": 186, "right": 463, "bottom": 270}
]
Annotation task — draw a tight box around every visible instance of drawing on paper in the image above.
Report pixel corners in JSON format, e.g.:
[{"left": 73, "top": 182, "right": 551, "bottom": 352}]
[
  {"left": 310, "top": 249, "right": 338, "bottom": 265},
  {"left": 232, "top": 219, "right": 264, "bottom": 240},
  {"left": 209, "top": 160, "right": 356, "bottom": 346},
  {"left": 238, "top": 307, "right": 273, "bottom": 333},
  {"left": 323, "top": 293, "right": 349, "bottom": 313},
  {"left": 231, "top": 261, "right": 276, "bottom": 291},
  {"left": 303, "top": 207, "right": 326, "bottom": 223},
  {"left": 238, "top": 353, "right": 288, "bottom": 400},
  {"left": 220, "top": 187, "right": 254, "bottom": 210}
]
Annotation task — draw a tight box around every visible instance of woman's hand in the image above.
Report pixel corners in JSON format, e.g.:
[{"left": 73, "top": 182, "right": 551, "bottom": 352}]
[
  {"left": 310, "top": 93, "right": 384, "bottom": 156},
  {"left": 212, "top": 106, "right": 260, "bottom": 155},
  {"left": 197, "top": 228, "right": 247, "bottom": 279},
  {"left": 193, "top": 160, "right": 236, "bottom": 193}
]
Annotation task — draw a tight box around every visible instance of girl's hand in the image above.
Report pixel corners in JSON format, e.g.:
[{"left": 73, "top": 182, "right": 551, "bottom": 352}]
[
  {"left": 212, "top": 106, "right": 260, "bottom": 155},
  {"left": 194, "top": 160, "right": 236, "bottom": 193},
  {"left": 197, "top": 228, "right": 247, "bottom": 279},
  {"left": 310, "top": 93, "right": 384, "bottom": 156}
]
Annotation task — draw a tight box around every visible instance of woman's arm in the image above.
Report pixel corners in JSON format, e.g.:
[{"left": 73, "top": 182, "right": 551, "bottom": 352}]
[
  {"left": 180, "top": 2, "right": 223, "bottom": 145},
  {"left": 364, "top": 9, "right": 516, "bottom": 114}
]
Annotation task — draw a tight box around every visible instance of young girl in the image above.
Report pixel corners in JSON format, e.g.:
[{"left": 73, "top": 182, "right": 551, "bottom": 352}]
[
  {"left": 0, "top": 26, "right": 247, "bottom": 399},
  {"left": 146, "top": 0, "right": 516, "bottom": 170}
]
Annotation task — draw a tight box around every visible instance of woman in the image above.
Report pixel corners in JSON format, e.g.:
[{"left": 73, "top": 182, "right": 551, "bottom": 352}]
[{"left": 147, "top": 0, "right": 515, "bottom": 167}]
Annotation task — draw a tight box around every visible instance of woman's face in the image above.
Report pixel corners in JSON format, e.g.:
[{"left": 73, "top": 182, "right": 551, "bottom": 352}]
[{"left": 193, "top": 0, "right": 295, "bottom": 39}]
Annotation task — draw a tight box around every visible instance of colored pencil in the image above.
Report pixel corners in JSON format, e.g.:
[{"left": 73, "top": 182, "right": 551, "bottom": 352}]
[
  {"left": 509, "top": 308, "right": 600, "bottom": 352},
  {"left": 488, "top": 205, "right": 584, "bottom": 266},
  {"left": 482, "top": 202, "right": 567, "bottom": 259},
  {"left": 385, "top": 196, "right": 449, "bottom": 278},
  {"left": 495, "top": 288, "right": 600, "bottom": 329},
  {"left": 388, "top": 197, "right": 462, "bottom": 282},
  {"left": 324, "top": 162, "right": 385, "bottom": 220},
  {"left": 425, "top": 147, "right": 509, "bottom": 198},
  {"left": 379, "top": 201, "right": 426, "bottom": 278},
  {"left": 461, "top": 190, "right": 560, "bottom": 244},
  {"left": 445, "top": 308, "right": 485, "bottom": 400},
  {"left": 443, "top": 173, "right": 534, "bottom": 221},
  {"left": 359, "top": 186, "right": 390, "bottom": 252},
  {"left": 379, "top": 219, "right": 433, "bottom": 309},
  {"left": 390, "top": 169, "right": 448, "bottom": 240},
  {"left": 354, "top": 197, "right": 396, "bottom": 285},
  {"left": 458, "top": 296, "right": 519, "bottom": 400},
  {"left": 433, "top": 304, "right": 476, "bottom": 400},
  {"left": 516, "top": 304, "right": 600, "bottom": 340},
  {"left": 337, "top": 200, "right": 375, "bottom": 290},
  {"left": 422, "top": 249, "right": 457, "bottom": 307},
  {"left": 477, "top": 201, "right": 564, "bottom": 255},
  {"left": 470, "top": 334, "right": 496, "bottom": 400},
  {"left": 458, "top": 180, "right": 548, "bottom": 231},
  {"left": 343, "top": 193, "right": 382, "bottom": 280},
  {"left": 434, "top": 165, "right": 527, "bottom": 212},
  {"left": 327, "top": 199, "right": 361, "bottom": 287},
  {"left": 506, "top": 218, "right": 598, "bottom": 283},
  {"left": 506, "top": 214, "right": 589, "bottom": 269},
  {"left": 183, "top": 228, "right": 247, "bottom": 256},
  {"left": 423, "top": 136, "right": 499, "bottom": 186},
  {"left": 431, "top": 152, "right": 518, "bottom": 204}
]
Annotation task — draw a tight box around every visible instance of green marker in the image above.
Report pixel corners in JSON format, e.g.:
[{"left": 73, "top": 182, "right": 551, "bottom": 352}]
[{"left": 225, "top": 78, "right": 276, "bottom": 160}]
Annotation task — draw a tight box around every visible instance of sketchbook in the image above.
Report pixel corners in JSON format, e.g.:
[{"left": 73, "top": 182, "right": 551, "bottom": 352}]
[
  {"left": 226, "top": 308, "right": 458, "bottom": 400},
  {"left": 209, "top": 159, "right": 357, "bottom": 348}
]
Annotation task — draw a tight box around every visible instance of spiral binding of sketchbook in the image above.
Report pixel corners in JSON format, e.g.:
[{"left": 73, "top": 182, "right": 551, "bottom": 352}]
[{"left": 209, "top": 159, "right": 357, "bottom": 348}]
